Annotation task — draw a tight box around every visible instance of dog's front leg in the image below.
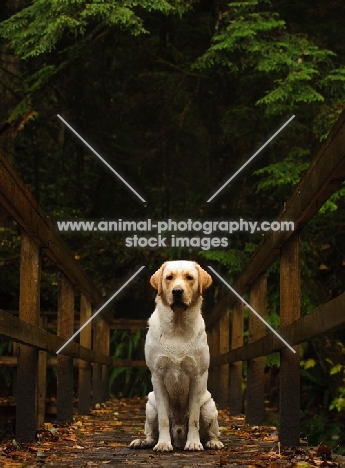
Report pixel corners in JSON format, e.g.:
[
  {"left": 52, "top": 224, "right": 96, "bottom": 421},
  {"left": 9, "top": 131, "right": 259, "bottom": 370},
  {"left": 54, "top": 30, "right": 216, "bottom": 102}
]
[
  {"left": 184, "top": 373, "right": 207, "bottom": 451},
  {"left": 151, "top": 374, "right": 173, "bottom": 452}
]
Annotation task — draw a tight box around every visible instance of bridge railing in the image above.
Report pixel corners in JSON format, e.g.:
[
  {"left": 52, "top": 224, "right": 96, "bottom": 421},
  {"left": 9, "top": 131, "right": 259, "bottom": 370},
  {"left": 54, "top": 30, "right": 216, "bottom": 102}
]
[
  {"left": 206, "top": 110, "right": 345, "bottom": 446},
  {"left": 2, "top": 111, "right": 345, "bottom": 447},
  {"left": 0, "top": 149, "right": 131, "bottom": 441}
]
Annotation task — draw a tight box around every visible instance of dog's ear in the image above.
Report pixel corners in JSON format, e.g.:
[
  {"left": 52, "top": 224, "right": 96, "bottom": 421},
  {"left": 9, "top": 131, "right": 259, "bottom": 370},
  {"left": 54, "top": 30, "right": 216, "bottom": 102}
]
[
  {"left": 195, "top": 263, "right": 212, "bottom": 294},
  {"left": 150, "top": 262, "right": 167, "bottom": 295}
]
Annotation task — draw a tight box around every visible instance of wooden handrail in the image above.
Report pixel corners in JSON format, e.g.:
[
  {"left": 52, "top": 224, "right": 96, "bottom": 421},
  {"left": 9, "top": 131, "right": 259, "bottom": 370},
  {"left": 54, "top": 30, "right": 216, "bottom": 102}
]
[
  {"left": 206, "top": 110, "right": 345, "bottom": 446},
  {"left": 0, "top": 309, "right": 146, "bottom": 367},
  {"left": 4, "top": 312, "right": 148, "bottom": 330},
  {"left": 210, "top": 291, "right": 345, "bottom": 366},
  {"left": 0, "top": 149, "right": 103, "bottom": 308},
  {"left": 207, "top": 110, "right": 345, "bottom": 329}
]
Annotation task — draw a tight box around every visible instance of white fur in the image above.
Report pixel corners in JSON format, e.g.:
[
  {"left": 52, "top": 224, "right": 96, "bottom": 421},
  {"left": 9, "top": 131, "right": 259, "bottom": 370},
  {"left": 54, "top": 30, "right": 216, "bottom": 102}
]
[{"left": 130, "top": 261, "right": 224, "bottom": 452}]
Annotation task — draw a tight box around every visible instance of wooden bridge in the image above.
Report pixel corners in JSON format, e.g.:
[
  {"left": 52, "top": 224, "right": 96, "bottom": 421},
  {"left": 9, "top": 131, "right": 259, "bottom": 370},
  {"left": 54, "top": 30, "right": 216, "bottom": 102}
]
[{"left": 1, "top": 111, "right": 345, "bottom": 465}]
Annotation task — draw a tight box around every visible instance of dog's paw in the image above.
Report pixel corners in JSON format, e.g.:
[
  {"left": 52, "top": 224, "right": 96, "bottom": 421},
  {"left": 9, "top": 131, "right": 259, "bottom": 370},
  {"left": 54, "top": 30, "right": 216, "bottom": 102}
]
[
  {"left": 129, "top": 438, "right": 155, "bottom": 449},
  {"left": 184, "top": 440, "right": 204, "bottom": 451},
  {"left": 205, "top": 439, "right": 224, "bottom": 449},
  {"left": 153, "top": 441, "right": 173, "bottom": 452}
]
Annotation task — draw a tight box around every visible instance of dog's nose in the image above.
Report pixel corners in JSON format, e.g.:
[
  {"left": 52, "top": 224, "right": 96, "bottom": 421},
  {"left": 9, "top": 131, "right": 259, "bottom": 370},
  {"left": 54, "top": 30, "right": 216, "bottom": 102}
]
[{"left": 172, "top": 287, "right": 184, "bottom": 297}]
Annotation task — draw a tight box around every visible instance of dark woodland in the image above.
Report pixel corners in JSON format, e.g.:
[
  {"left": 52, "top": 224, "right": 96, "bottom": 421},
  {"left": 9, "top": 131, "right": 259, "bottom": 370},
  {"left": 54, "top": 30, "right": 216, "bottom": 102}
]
[{"left": 1, "top": 0, "right": 345, "bottom": 450}]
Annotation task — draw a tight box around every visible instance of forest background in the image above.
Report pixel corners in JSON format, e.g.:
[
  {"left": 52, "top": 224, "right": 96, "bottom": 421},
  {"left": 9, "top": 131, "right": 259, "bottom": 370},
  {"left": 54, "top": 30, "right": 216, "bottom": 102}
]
[{"left": 1, "top": 0, "right": 345, "bottom": 449}]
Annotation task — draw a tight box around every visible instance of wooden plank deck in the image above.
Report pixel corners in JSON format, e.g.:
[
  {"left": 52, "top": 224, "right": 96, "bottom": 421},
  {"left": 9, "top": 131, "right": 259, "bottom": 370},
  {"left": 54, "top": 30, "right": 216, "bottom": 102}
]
[{"left": 1, "top": 398, "right": 344, "bottom": 467}]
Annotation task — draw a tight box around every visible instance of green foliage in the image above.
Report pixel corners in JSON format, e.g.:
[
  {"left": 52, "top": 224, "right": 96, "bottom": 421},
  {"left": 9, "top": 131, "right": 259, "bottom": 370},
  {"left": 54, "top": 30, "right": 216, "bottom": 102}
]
[
  {"left": 327, "top": 344, "right": 345, "bottom": 413},
  {"left": 194, "top": 0, "right": 337, "bottom": 117},
  {"left": 299, "top": 338, "right": 345, "bottom": 447},
  {"left": 0, "top": 0, "right": 195, "bottom": 59},
  {"left": 318, "top": 184, "right": 345, "bottom": 214},
  {"left": 329, "top": 363, "right": 343, "bottom": 376},
  {"left": 0, "top": 339, "right": 15, "bottom": 395},
  {"left": 327, "top": 360, "right": 345, "bottom": 412},
  {"left": 109, "top": 330, "right": 151, "bottom": 397},
  {"left": 254, "top": 148, "right": 310, "bottom": 192},
  {"left": 1, "top": 0, "right": 345, "bottom": 428},
  {"left": 265, "top": 352, "right": 279, "bottom": 368},
  {"left": 300, "top": 358, "right": 317, "bottom": 370},
  {"left": 194, "top": 0, "right": 285, "bottom": 71},
  {"left": 0, "top": 337, "right": 12, "bottom": 355},
  {"left": 330, "top": 388, "right": 345, "bottom": 412},
  {"left": 199, "top": 249, "right": 247, "bottom": 276},
  {"left": 0, "top": 227, "right": 20, "bottom": 310},
  {"left": 300, "top": 410, "right": 343, "bottom": 450}
]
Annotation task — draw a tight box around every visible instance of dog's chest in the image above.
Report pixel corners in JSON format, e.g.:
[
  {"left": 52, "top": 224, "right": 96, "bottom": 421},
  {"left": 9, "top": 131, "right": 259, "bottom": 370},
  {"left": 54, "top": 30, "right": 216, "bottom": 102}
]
[
  {"left": 154, "top": 353, "right": 198, "bottom": 401},
  {"left": 154, "top": 352, "right": 197, "bottom": 377},
  {"left": 147, "top": 331, "right": 209, "bottom": 377}
]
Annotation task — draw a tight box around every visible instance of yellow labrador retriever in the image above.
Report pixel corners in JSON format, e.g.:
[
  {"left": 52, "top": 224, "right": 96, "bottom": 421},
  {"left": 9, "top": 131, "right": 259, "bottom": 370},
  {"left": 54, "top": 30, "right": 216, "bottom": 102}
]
[{"left": 130, "top": 260, "right": 224, "bottom": 452}]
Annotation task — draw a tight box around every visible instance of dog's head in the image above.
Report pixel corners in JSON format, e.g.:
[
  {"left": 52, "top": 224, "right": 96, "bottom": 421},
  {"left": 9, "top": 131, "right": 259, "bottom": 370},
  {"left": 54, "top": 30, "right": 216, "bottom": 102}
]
[{"left": 150, "top": 260, "right": 212, "bottom": 312}]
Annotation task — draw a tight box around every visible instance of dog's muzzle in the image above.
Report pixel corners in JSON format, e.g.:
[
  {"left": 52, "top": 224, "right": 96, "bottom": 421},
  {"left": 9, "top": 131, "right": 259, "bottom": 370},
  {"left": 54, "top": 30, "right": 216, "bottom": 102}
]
[
  {"left": 172, "top": 287, "right": 184, "bottom": 299},
  {"left": 171, "top": 287, "right": 187, "bottom": 311}
]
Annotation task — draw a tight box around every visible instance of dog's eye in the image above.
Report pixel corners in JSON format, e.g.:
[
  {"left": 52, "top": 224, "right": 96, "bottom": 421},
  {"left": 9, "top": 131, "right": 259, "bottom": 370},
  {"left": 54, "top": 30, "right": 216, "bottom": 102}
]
[
  {"left": 186, "top": 275, "right": 194, "bottom": 280},
  {"left": 166, "top": 275, "right": 173, "bottom": 280}
]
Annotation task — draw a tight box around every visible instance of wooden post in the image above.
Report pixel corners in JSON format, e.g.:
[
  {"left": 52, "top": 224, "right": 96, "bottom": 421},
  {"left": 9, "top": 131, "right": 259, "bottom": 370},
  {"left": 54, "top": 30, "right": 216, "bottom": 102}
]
[
  {"left": 215, "top": 321, "right": 221, "bottom": 403},
  {"left": 207, "top": 324, "right": 216, "bottom": 399},
  {"left": 16, "top": 230, "right": 41, "bottom": 442},
  {"left": 92, "top": 317, "right": 104, "bottom": 405},
  {"left": 280, "top": 234, "right": 300, "bottom": 446},
  {"left": 210, "top": 322, "right": 220, "bottom": 403},
  {"left": 207, "top": 327, "right": 213, "bottom": 395},
  {"left": 92, "top": 362, "right": 102, "bottom": 405},
  {"left": 37, "top": 350, "right": 47, "bottom": 428},
  {"left": 78, "top": 295, "right": 92, "bottom": 414},
  {"left": 57, "top": 273, "right": 74, "bottom": 422},
  {"left": 246, "top": 274, "right": 267, "bottom": 425},
  {"left": 229, "top": 301, "right": 243, "bottom": 415},
  {"left": 101, "top": 319, "right": 110, "bottom": 402},
  {"left": 218, "top": 311, "right": 229, "bottom": 409},
  {"left": 12, "top": 343, "right": 17, "bottom": 407},
  {"left": 37, "top": 315, "right": 47, "bottom": 428}
]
